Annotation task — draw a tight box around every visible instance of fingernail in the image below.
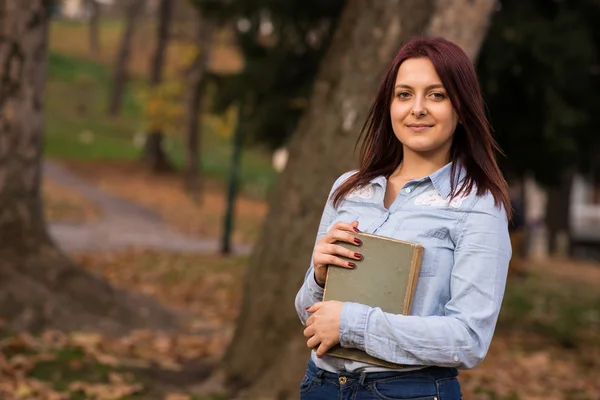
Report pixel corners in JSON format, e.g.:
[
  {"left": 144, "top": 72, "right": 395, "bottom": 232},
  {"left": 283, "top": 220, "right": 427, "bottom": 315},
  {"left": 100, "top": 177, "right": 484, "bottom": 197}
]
[
  {"left": 305, "top": 307, "right": 310, "bottom": 311},
  {"left": 355, "top": 252, "right": 362, "bottom": 259},
  {"left": 348, "top": 262, "right": 356, "bottom": 268},
  {"left": 354, "top": 238, "right": 362, "bottom": 245},
  {"left": 353, "top": 227, "right": 360, "bottom": 233}
]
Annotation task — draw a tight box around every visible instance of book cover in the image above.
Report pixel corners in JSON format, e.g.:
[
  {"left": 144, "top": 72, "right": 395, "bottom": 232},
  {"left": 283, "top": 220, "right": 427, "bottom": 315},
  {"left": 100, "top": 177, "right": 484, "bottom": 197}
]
[{"left": 322, "top": 232, "right": 424, "bottom": 369}]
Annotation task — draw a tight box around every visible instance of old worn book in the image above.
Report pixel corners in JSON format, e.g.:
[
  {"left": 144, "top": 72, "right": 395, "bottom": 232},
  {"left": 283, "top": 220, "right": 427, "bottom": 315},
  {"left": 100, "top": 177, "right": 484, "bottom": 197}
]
[{"left": 323, "top": 232, "right": 424, "bottom": 368}]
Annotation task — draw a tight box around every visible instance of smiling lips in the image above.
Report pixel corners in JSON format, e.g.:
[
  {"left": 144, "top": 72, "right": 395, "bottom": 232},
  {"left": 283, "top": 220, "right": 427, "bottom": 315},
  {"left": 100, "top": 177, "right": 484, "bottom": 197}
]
[{"left": 406, "top": 123, "right": 434, "bottom": 132}]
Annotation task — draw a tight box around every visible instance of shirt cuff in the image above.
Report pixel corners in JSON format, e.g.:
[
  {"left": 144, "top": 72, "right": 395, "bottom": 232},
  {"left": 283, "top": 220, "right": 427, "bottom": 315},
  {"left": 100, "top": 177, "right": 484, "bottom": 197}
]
[
  {"left": 339, "top": 302, "right": 371, "bottom": 350},
  {"left": 307, "top": 270, "right": 325, "bottom": 297}
]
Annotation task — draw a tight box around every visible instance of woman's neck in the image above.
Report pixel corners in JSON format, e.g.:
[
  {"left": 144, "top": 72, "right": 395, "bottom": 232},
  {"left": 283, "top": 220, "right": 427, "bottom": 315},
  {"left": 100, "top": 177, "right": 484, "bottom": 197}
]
[{"left": 390, "top": 147, "right": 450, "bottom": 181}]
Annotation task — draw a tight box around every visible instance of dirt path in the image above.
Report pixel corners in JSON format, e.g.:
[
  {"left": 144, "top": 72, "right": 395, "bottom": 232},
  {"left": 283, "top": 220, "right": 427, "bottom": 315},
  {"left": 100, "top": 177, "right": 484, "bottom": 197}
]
[{"left": 44, "top": 160, "right": 251, "bottom": 255}]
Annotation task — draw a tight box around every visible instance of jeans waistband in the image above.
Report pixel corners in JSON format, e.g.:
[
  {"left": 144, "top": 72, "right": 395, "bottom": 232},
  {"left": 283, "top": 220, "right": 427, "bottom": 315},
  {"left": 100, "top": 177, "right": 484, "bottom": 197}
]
[{"left": 307, "top": 358, "right": 458, "bottom": 382}]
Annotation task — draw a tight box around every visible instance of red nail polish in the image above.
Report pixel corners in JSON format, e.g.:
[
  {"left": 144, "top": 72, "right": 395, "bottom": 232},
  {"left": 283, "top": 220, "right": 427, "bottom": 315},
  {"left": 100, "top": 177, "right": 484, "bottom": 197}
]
[
  {"left": 354, "top": 238, "right": 362, "bottom": 245},
  {"left": 355, "top": 252, "right": 362, "bottom": 259},
  {"left": 353, "top": 227, "right": 360, "bottom": 233},
  {"left": 348, "top": 262, "right": 356, "bottom": 268},
  {"left": 305, "top": 307, "right": 310, "bottom": 311}
]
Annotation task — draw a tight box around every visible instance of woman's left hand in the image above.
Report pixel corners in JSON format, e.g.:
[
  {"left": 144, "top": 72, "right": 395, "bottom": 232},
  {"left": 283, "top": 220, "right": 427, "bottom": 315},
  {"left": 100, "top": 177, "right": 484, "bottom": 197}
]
[{"left": 304, "top": 301, "right": 344, "bottom": 357}]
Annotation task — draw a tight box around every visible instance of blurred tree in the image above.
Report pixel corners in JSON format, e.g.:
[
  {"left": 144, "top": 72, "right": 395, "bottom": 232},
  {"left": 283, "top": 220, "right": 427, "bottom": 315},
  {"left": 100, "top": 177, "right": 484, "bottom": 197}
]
[
  {"left": 87, "top": 0, "right": 101, "bottom": 56},
  {"left": 210, "top": 1, "right": 497, "bottom": 399},
  {"left": 0, "top": 0, "right": 176, "bottom": 334},
  {"left": 183, "top": 12, "right": 215, "bottom": 201},
  {"left": 477, "top": 0, "right": 600, "bottom": 254},
  {"left": 142, "top": 0, "right": 175, "bottom": 172},
  {"left": 208, "top": 0, "right": 346, "bottom": 150},
  {"left": 107, "top": 0, "right": 145, "bottom": 117}
]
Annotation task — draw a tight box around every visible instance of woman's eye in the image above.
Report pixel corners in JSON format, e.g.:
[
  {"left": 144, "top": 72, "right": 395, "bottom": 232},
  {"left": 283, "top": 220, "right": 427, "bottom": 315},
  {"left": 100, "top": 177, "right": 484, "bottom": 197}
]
[
  {"left": 396, "top": 92, "right": 411, "bottom": 99},
  {"left": 431, "top": 92, "right": 446, "bottom": 100}
]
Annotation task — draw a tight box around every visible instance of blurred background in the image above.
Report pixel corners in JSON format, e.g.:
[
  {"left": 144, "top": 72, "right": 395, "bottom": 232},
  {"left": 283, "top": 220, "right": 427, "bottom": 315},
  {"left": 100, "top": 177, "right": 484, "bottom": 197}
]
[{"left": 1, "top": 0, "right": 600, "bottom": 399}]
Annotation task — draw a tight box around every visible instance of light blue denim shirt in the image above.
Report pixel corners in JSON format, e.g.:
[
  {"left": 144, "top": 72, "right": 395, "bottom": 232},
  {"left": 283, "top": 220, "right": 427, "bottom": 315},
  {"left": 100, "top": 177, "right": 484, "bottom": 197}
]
[{"left": 295, "top": 162, "right": 512, "bottom": 373}]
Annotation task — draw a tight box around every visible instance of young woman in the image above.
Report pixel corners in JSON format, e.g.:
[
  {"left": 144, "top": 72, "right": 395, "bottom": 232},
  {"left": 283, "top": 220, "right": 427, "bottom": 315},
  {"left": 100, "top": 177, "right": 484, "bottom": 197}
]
[{"left": 295, "top": 37, "right": 512, "bottom": 399}]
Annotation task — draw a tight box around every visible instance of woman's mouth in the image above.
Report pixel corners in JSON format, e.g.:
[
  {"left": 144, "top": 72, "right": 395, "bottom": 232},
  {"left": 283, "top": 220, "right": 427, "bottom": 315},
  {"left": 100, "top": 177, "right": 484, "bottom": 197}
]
[{"left": 406, "top": 124, "right": 434, "bottom": 132}]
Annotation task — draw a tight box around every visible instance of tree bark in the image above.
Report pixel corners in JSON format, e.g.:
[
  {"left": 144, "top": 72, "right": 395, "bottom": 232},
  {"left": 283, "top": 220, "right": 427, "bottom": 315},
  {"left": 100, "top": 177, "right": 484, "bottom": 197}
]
[
  {"left": 88, "top": 0, "right": 101, "bottom": 56},
  {"left": 142, "top": 0, "right": 174, "bottom": 172},
  {"left": 0, "top": 0, "right": 178, "bottom": 335},
  {"left": 591, "top": 143, "right": 600, "bottom": 204},
  {"left": 545, "top": 171, "right": 574, "bottom": 256},
  {"left": 217, "top": 1, "right": 497, "bottom": 399},
  {"left": 107, "top": 0, "right": 145, "bottom": 117},
  {"left": 183, "top": 18, "right": 215, "bottom": 201}
]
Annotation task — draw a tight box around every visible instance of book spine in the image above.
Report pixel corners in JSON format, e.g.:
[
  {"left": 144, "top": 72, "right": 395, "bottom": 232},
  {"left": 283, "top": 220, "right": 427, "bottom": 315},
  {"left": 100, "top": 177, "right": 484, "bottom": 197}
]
[{"left": 402, "top": 245, "right": 424, "bottom": 315}]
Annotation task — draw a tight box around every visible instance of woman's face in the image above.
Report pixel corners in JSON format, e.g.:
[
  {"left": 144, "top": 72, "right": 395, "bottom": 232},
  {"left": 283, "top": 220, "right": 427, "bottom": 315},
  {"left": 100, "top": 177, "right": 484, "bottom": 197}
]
[{"left": 390, "top": 57, "right": 458, "bottom": 159}]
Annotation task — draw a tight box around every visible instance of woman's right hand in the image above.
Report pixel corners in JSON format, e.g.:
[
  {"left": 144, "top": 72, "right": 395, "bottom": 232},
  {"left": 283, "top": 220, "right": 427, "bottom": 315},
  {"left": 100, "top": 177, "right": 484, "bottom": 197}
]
[{"left": 312, "top": 220, "right": 363, "bottom": 287}]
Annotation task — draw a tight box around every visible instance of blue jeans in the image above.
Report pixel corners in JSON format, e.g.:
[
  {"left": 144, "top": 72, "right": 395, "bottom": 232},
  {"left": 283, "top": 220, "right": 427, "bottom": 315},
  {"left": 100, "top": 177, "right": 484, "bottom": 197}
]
[{"left": 300, "top": 359, "right": 462, "bottom": 399}]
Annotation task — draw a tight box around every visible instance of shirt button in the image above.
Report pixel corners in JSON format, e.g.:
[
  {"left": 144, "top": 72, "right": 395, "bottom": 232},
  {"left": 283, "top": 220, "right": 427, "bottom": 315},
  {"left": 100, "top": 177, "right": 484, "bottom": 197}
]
[
  {"left": 453, "top": 355, "right": 459, "bottom": 362},
  {"left": 404, "top": 188, "right": 412, "bottom": 194}
]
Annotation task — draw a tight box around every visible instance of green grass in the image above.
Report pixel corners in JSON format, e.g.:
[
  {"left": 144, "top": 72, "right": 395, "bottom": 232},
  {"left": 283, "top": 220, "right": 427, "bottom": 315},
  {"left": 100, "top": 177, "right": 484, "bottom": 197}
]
[
  {"left": 498, "top": 270, "right": 600, "bottom": 348},
  {"left": 44, "top": 51, "right": 277, "bottom": 199},
  {"left": 31, "top": 348, "right": 115, "bottom": 391},
  {"left": 0, "top": 339, "right": 224, "bottom": 399}
]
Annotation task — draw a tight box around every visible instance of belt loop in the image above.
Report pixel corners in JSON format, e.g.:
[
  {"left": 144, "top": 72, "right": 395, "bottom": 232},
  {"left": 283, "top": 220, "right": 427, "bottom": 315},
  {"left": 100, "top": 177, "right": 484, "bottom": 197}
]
[
  {"left": 358, "top": 372, "right": 367, "bottom": 387},
  {"left": 314, "top": 369, "right": 324, "bottom": 386}
]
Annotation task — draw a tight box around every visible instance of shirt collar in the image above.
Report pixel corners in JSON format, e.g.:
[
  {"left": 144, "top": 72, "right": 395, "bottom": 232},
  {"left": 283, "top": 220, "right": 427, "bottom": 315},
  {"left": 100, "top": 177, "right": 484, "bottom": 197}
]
[
  {"left": 368, "top": 175, "right": 387, "bottom": 188},
  {"left": 428, "top": 161, "right": 467, "bottom": 199},
  {"left": 368, "top": 161, "right": 467, "bottom": 199}
]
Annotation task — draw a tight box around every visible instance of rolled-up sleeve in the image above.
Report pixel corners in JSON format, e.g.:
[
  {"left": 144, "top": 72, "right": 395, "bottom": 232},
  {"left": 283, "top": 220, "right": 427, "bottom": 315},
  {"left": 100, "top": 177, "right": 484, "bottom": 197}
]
[
  {"left": 295, "top": 172, "right": 355, "bottom": 326},
  {"left": 339, "top": 195, "right": 512, "bottom": 369}
]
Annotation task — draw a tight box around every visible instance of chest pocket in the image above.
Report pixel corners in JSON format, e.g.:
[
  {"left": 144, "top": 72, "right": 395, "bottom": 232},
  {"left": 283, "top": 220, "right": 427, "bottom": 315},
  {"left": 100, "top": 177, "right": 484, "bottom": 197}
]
[
  {"left": 397, "top": 226, "right": 452, "bottom": 277},
  {"left": 328, "top": 191, "right": 376, "bottom": 233},
  {"left": 326, "top": 209, "right": 364, "bottom": 234}
]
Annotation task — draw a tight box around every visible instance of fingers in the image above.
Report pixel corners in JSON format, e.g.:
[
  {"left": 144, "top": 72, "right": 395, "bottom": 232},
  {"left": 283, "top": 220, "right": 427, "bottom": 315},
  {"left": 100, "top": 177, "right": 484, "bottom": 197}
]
[
  {"left": 306, "top": 335, "right": 334, "bottom": 357},
  {"left": 313, "top": 220, "right": 363, "bottom": 274},
  {"left": 315, "top": 341, "right": 333, "bottom": 357},
  {"left": 334, "top": 220, "right": 360, "bottom": 233},
  {"left": 324, "top": 243, "right": 363, "bottom": 262},
  {"left": 313, "top": 244, "right": 362, "bottom": 269},
  {"left": 306, "top": 302, "right": 323, "bottom": 314},
  {"left": 306, "top": 335, "right": 320, "bottom": 350},
  {"left": 324, "top": 223, "right": 362, "bottom": 246},
  {"left": 303, "top": 325, "right": 314, "bottom": 338}
]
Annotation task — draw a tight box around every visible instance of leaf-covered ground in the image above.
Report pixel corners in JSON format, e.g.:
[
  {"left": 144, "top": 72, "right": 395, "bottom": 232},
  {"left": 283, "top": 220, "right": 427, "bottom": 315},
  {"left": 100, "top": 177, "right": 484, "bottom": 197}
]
[
  {"left": 0, "top": 251, "right": 242, "bottom": 400},
  {"left": 44, "top": 179, "right": 102, "bottom": 224},
  {"left": 2, "top": 248, "right": 599, "bottom": 400},
  {"left": 29, "top": 161, "right": 600, "bottom": 399}
]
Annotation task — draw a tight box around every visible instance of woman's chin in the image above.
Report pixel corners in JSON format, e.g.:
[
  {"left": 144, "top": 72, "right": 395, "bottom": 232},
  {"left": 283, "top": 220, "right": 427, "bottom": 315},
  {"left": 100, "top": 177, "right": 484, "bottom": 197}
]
[{"left": 403, "top": 142, "right": 439, "bottom": 154}]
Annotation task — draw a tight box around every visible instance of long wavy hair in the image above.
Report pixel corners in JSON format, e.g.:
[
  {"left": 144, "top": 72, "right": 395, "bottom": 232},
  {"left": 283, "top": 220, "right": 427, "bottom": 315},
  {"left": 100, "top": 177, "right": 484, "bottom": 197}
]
[{"left": 332, "top": 37, "right": 511, "bottom": 218}]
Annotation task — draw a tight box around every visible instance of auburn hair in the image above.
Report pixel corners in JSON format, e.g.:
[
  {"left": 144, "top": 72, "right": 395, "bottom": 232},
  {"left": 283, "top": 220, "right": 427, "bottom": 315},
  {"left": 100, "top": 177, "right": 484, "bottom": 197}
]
[{"left": 332, "top": 37, "right": 511, "bottom": 219}]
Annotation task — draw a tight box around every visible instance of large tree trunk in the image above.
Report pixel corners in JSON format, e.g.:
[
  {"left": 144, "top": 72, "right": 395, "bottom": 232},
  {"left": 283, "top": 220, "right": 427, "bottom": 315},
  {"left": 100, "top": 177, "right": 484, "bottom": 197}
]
[
  {"left": 217, "top": 1, "right": 497, "bottom": 399},
  {"left": 87, "top": 0, "right": 101, "bottom": 56},
  {"left": 183, "top": 18, "right": 215, "bottom": 201},
  {"left": 107, "top": 0, "right": 145, "bottom": 117},
  {"left": 142, "top": 0, "right": 174, "bottom": 173},
  {"left": 0, "top": 0, "right": 177, "bottom": 335}
]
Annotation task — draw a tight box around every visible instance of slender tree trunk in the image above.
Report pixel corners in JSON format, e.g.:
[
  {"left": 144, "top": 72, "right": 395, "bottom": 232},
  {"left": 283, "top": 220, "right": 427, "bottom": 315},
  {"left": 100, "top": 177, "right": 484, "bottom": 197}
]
[
  {"left": 142, "top": 0, "right": 174, "bottom": 172},
  {"left": 545, "top": 171, "right": 574, "bottom": 256},
  {"left": 184, "top": 18, "right": 215, "bottom": 201},
  {"left": 0, "top": 0, "right": 177, "bottom": 334},
  {"left": 215, "top": 1, "right": 497, "bottom": 399},
  {"left": 591, "top": 143, "right": 600, "bottom": 204},
  {"left": 88, "top": 0, "right": 101, "bottom": 56},
  {"left": 107, "top": 0, "right": 145, "bottom": 117}
]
